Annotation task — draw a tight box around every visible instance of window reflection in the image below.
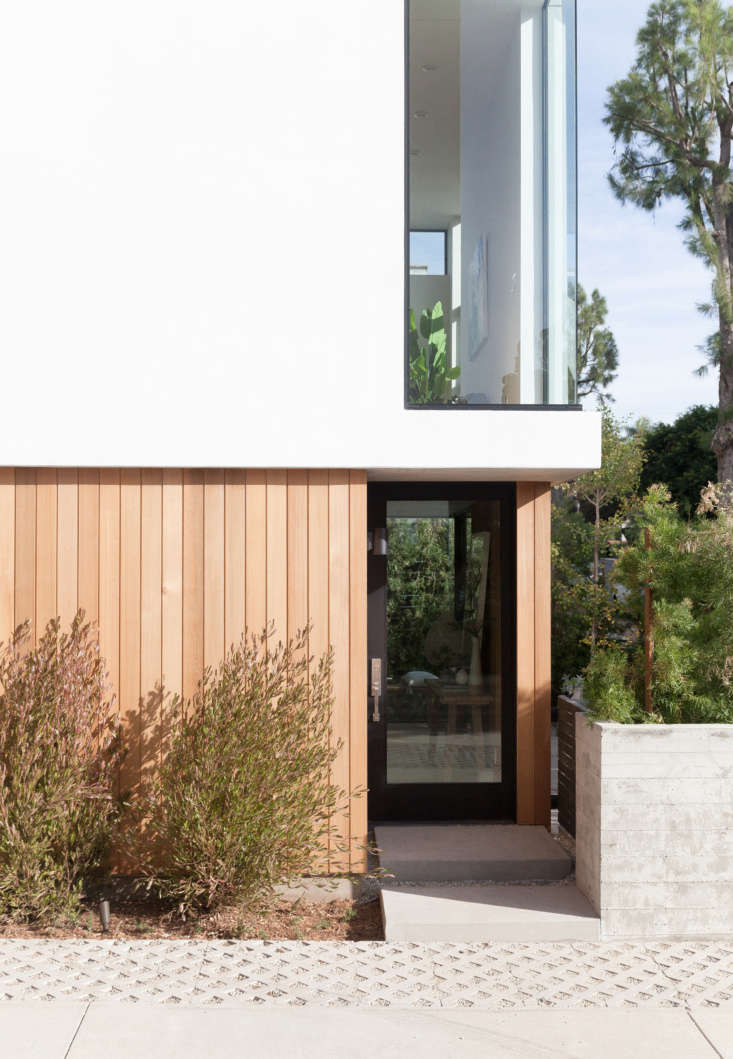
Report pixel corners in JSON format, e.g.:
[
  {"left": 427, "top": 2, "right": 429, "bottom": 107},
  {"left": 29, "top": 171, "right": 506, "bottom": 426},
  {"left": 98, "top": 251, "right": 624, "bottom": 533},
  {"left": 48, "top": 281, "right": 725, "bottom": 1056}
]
[{"left": 385, "top": 499, "right": 502, "bottom": 785}]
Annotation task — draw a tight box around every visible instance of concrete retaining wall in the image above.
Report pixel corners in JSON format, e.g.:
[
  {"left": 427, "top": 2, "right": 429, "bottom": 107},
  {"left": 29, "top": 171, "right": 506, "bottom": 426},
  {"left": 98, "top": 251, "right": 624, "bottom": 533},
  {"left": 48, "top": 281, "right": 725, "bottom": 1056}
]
[{"left": 575, "top": 716, "right": 733, "bottom": 938}]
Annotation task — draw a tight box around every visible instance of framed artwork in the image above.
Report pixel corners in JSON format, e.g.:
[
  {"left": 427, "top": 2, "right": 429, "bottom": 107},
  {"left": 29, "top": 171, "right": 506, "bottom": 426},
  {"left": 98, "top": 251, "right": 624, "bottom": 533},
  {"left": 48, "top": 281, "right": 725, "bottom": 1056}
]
[{"left": 466, "top": 234, "right": 489, "bottom": 362}]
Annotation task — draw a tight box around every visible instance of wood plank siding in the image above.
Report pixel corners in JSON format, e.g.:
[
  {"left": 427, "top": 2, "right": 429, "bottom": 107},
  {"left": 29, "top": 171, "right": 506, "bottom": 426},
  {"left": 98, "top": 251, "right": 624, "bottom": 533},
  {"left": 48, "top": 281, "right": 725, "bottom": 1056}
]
[
  {"left": 0, "top": 468, "right": 368, "bottom": 871},
  {"left": 516, "top": 482, "right": 552, "bottom": 828}
]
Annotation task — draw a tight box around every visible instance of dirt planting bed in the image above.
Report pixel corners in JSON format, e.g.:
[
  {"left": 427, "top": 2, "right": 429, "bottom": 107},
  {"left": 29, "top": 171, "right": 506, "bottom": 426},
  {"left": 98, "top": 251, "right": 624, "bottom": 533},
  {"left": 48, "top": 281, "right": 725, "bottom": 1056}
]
[{"left": 0, "top": 890, "right": 383, "bottom": 942}]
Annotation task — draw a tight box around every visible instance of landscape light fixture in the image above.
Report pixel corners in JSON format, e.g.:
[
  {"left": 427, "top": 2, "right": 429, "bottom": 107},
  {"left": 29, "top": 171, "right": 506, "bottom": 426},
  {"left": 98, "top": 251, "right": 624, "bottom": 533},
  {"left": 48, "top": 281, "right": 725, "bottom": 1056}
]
[{"left": 98, "top": 899, "right": 111, "bottom": 932}]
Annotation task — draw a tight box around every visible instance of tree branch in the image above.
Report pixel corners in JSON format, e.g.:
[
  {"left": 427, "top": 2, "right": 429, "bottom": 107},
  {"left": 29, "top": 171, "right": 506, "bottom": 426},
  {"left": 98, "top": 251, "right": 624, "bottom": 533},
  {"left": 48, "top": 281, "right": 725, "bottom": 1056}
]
[
  {"left": 625, "top": 111, "right": 717, "bottom": 169},
  {"left": 626, "top": 159, "right": 674, "bottom": 171}
]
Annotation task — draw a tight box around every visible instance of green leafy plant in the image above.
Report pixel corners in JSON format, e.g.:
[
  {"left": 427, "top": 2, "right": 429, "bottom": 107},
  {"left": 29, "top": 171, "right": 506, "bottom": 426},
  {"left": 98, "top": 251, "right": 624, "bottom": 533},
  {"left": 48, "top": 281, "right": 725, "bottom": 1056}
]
[
  {"left": 129, "top": 626, "right": 354, "bottom": 918},
  {"left": 408, "top": 300, "right": 460, "bottom": 404},
  {"left": 0, "top": 613, "right": 122, "bottom": 922},
  {"left": 582, "top": 644, "right": 638, "bottom": 724}
]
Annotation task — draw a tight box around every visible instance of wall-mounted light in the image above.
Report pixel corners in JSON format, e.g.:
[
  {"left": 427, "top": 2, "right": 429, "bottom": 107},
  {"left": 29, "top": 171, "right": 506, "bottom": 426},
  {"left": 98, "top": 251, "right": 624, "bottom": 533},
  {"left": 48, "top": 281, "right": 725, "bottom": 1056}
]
[{"left": 373, "top": 528, "right": 387, "bottom": 556}]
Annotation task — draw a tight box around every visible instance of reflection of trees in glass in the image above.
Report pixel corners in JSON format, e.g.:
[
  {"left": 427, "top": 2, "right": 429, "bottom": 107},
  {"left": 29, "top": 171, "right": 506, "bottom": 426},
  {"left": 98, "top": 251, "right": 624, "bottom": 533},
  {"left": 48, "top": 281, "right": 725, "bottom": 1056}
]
[
  {"left": 386, "top": 517, "right": 485, "bottom": 681},
  {"left": 576, "top": 285, "right": 619, "bottom": 406}
]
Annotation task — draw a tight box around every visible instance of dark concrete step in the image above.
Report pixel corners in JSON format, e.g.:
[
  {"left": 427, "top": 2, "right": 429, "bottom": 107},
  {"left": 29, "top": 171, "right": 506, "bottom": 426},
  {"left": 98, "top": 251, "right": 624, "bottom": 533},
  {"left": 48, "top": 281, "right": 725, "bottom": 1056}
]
[{"left": 375, "top": 824, "right": 572, "bottom": 884}]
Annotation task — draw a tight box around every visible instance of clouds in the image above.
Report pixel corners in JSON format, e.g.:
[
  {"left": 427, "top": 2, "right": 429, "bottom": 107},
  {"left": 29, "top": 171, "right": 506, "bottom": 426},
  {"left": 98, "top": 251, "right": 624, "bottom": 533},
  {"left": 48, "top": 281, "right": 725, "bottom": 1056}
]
[{"left": 577, "top": 0, "right": 718, "bottom": 424}]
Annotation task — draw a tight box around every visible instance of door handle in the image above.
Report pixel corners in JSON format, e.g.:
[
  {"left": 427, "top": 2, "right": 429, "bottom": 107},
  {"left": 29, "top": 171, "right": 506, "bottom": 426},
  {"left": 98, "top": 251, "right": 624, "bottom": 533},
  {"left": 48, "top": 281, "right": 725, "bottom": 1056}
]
[{"left": 370, "top": 657, "right": 382, "bottom": 723}]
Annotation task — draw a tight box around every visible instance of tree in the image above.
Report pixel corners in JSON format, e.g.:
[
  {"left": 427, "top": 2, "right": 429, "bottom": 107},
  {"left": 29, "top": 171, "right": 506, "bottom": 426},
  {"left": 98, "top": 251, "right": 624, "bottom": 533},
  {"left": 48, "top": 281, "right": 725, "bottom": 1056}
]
[
  {"left": 552, "top": 414, "right": 646, "bottom": 696},
  {"left": 586, "top": 482, "right": 733, "bottom": 723},
  {"left": 605, "top": 0, "right": 733, "bottom": 483},
  {"left": 560, "top": 412, "right": 646, "bottom": 644},
  {"left": 551, "top": 499, "right": 606, "bottom": 697},
  {"left": 576, "top": 285, "right": 619, "bottom": 404},
  {"left": 641, "top": 404, "right": 718, "bottom": 516}
]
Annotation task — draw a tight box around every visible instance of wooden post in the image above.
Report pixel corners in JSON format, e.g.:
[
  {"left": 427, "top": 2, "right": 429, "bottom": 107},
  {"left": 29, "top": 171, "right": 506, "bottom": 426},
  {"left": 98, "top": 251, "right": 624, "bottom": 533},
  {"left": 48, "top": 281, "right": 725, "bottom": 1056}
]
[{"left": 644, "top": 527, "right": 653, "bottom": 715}]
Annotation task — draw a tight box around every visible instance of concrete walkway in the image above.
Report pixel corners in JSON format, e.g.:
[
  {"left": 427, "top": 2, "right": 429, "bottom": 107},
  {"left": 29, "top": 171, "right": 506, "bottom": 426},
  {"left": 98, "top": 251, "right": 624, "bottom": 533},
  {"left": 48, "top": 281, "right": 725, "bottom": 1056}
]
[
  {"left": 380, "top": 882, "right": 600, "bottom": 942},
  {"left": 2, "top": 1001, "right": 732, "bottom": 1057}
]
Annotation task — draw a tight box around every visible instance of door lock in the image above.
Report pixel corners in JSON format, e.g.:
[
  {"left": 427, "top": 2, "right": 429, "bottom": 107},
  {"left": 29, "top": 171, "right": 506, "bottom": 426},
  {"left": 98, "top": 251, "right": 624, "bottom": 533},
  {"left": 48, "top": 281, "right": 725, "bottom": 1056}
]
[{"left": 370, "top": 657, "right": 382, "bottom": 723}]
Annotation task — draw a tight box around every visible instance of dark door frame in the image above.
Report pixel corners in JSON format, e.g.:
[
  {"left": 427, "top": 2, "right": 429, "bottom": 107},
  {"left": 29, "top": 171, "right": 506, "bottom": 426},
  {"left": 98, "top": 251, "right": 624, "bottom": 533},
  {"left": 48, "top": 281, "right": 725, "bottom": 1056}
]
[{"left": 367, "top": 481, "right": 517, "bottom": 821}]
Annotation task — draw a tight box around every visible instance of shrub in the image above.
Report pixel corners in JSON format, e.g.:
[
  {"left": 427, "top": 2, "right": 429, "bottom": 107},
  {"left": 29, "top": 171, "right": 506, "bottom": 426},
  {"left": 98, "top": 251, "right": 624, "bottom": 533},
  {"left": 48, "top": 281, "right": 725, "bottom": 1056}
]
[
  {"left": 0, "top": 614, "right": 122, "bottom": 922},
  {"left": 130, "top": 627, "right": 353, "bottom": 917},
  {"left": 649, "top": 599, "right": 724, "bottom": 723},
  {"left": 583, "top": 645, "right": 638, "bottom": 724}
]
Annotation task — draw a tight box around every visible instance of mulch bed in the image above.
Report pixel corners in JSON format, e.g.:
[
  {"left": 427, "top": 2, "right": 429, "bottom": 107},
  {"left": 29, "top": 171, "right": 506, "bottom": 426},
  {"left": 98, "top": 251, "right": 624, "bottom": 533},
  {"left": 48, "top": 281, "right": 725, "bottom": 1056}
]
[{"left": 0, "top": 892, "right": 383, "bottom": 942}]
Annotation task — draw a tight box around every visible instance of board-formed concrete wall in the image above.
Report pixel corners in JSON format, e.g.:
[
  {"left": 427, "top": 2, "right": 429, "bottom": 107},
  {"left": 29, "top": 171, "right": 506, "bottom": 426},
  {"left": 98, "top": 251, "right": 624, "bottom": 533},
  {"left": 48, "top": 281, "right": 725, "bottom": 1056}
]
[{"left": 576, "top": 716, "right": 733, "bottom": 938}]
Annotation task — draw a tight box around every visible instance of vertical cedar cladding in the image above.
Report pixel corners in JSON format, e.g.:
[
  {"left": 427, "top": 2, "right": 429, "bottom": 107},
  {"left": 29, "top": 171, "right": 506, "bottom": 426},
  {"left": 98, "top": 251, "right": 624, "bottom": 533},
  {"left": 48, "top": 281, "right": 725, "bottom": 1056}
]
[
  {"left": 516, "top": 482, "right": 551, "bottom": 827},
  {"left": 0, "top": 468, "right": 368, "bottom": 871}
]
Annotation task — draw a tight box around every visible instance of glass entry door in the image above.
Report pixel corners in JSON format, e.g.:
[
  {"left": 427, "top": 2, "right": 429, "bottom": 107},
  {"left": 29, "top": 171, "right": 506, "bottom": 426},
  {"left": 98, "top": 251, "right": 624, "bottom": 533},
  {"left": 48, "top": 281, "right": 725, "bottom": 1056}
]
[{"left": 367, "top": 483, "right": 516, "bottom": 820}]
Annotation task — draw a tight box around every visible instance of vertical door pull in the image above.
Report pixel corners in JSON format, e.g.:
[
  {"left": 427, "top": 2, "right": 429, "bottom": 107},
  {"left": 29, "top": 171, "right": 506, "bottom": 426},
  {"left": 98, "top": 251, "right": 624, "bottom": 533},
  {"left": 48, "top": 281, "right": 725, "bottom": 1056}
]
[{"left": 370, "top": 657, "right": 382, "bottom": 723}]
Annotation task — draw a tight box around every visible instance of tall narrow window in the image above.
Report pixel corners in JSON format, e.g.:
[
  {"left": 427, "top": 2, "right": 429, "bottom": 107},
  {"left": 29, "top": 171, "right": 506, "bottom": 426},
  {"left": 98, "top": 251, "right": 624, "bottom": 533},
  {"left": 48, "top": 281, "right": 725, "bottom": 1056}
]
[{"left": 406, "top": 0, "right": 577, "bottom": 407}]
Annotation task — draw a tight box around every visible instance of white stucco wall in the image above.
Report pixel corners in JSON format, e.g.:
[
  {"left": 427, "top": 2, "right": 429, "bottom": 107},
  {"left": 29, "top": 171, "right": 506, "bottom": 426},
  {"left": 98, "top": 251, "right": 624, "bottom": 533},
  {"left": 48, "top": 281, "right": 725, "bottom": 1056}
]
[{"left": 0, "top": 0, "right": 599, "bottom": 477}]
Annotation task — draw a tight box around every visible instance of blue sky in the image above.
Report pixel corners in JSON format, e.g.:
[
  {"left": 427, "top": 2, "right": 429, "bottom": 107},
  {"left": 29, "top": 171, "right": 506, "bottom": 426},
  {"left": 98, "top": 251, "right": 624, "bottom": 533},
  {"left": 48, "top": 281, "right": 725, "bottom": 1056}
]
[{"left": 578, "top": 0, "right": 718, "bottom": 425}]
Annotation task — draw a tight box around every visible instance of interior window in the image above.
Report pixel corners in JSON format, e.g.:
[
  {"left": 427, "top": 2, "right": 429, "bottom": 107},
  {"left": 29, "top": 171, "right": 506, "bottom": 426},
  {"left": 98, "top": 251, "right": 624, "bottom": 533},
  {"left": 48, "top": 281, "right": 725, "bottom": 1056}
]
[{"left": 410, "top": 230, "right": 447, "bottom": 276}]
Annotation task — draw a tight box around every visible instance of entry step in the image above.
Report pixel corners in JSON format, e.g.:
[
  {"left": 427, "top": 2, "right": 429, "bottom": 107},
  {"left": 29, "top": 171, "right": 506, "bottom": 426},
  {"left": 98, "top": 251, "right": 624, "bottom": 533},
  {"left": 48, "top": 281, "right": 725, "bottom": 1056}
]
[
  {"left": 380, "top": 883, "right": 600, "bottom": 942},
  {"left": 374, "top": 824, "right": 572, "bottom": 883}
]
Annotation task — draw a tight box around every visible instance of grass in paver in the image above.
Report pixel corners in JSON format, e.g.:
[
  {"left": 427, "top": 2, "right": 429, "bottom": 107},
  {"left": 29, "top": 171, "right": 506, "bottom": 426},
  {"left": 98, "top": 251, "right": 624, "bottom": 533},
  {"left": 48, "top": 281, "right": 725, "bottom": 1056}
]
[{"left": 0, "top": 893, "right": 382, "bottom": 941}]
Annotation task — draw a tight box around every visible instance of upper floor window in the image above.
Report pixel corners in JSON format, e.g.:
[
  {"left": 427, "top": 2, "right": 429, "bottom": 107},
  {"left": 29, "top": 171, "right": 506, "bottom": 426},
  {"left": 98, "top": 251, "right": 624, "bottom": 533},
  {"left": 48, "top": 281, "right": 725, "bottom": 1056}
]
[
  {"left": 410, "top": 231, "right": 447, "bottom": 276},
  {"left": 407, "top": 0, "right": 577, "bottom": 408}
]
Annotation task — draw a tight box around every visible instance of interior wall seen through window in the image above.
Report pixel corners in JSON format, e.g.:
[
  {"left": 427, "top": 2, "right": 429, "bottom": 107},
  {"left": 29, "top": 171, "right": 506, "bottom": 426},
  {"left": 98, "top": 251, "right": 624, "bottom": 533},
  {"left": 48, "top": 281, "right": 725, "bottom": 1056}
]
[{"left": 407, "top": 0, "right": 577, "bottom": 407}]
